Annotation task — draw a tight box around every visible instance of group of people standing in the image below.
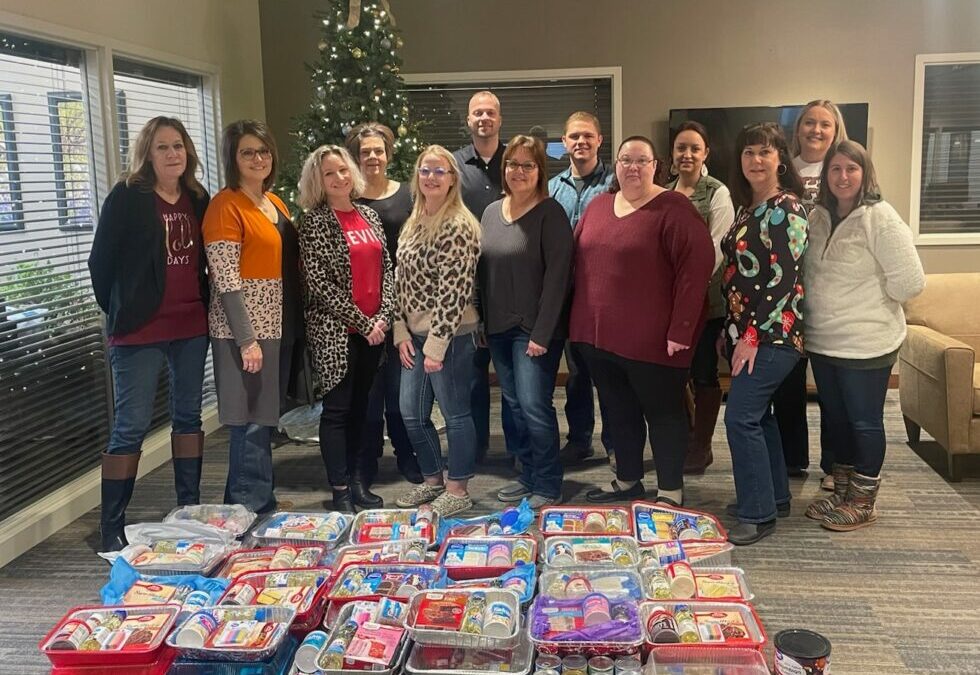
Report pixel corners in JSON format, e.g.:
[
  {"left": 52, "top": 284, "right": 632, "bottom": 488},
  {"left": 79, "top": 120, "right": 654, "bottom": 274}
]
[{"left": 88, "top": 93, "right": 924, "bottom": 553}]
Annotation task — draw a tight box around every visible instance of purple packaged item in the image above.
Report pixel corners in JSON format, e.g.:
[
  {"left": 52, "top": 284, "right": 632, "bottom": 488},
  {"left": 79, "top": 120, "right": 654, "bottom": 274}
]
[{"left": 529, "top": 596, "right": 642, "bottom": 642}]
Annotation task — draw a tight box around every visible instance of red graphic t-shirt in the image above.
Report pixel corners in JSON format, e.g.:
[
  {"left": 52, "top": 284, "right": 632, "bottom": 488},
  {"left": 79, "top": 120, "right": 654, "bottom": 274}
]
[
  {"left": 335, "top": 208, "right": 382, "bottom": 332},
  {"left": 110, "top": 191, "right": 207, "bottom": 345}
]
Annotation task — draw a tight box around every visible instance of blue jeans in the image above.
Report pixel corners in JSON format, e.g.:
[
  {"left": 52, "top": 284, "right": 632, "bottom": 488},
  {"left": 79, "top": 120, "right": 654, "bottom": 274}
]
[
  {"left": 362, "top": 334, "right": 413, "bottom": 460},
  {"left": 107, "top": 335, "right": 208, "bottom": 454},
  {"left": 489, "top": 328, "right": 564, "bottom": 499},
  {"left": 225, "top": 424, "right": 275, "bottom": 514},
  {"left": 810, "top": 356, "right": 891, "bottom": 477},
  {"left": 401, "top": 332, "right": 478, "bottom": 481},
  {"left": 472, "top": 344, "right": 519, "bottom": 456},
  {"left": 564, "top": 341, "right": 615, "bottom": 452},
  {"left": 725, "top": 344, "right": 801, "bottom": 523}
]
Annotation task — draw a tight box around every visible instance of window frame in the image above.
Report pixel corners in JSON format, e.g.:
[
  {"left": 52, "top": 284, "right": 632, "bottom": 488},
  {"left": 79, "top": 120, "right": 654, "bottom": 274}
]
[
  {"left": 0, "top": 92, "right": 23, "bottom": 232},
  {"left": 47, "top": 90, "right": 95, "bottom": 231},
  {"left": 401, "top": 66, "right": 623, "bottom": 156},
  {"left": 910, "top": 51, "right": 980, "bottom": 246}
]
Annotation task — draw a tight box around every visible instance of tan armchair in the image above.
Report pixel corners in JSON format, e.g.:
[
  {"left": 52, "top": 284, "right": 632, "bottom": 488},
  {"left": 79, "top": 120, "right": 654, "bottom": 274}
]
[{"left": 899, "top": 273, "right": 980, "bottom": 480}]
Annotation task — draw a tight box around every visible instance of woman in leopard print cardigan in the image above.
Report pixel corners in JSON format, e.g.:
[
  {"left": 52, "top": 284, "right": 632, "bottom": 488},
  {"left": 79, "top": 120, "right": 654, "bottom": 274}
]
[
  {"left": 392, "top": 145, "right": 482, "bottom": 518},
  {"left": 297, "top": 145, "right": 395, "bottom": 513}
]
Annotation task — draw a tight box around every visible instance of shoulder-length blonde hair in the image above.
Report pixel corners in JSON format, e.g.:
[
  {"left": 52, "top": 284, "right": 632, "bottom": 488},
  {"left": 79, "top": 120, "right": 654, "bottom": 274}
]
[
  {"left": 400, "top": 145, "right": 480, "bottom": 244},
  {"left": 297, "top": 144, "right": 366, "bottom": 210},
  {"left": 123, "top": 116, "right": 206, "bottom": 198},
  {"left": 789, "top": 99, "right": 848, "bottom": 158}
]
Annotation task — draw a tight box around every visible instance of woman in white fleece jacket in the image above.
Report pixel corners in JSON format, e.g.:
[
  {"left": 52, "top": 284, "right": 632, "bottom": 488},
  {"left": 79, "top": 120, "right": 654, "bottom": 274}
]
[{"left": 803, "top": 140, "right": 925, "bottom": 532}]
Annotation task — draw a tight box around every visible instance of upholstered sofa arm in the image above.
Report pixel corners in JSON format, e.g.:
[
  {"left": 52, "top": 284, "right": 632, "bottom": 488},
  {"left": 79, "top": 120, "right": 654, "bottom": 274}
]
[{"left": 901, "top": 325, "right": 976, "bottom": 452}]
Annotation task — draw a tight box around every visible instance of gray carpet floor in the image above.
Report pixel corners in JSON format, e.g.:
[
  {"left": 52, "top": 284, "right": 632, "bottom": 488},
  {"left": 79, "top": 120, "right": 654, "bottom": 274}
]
[{"left": 3, "top": 391, "right": 979, "bottom": 674}]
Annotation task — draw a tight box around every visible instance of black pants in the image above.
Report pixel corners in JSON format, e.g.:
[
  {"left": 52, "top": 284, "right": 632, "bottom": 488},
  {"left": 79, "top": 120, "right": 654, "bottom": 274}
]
[
  {"left": 576, "top": 343, "right": 689, "bottom": 491},
  {"left": 319, "top": 334, "right": 383, "bottom": 486},
  {"left": 690, "top": 317, "right": 725, "bottom": 388},
  {"left": 773, "top": 357, "right": 809, "bottom": 470}
]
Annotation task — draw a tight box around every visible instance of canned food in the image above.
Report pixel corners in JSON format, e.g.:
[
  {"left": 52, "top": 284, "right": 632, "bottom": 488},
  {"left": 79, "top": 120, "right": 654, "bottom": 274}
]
[
  {"left": 584, "top": 512, "right": 607, "bottom": 533},
  {"left": 646, "top": 605, "right": 680, "bottom": 643},
  {"left": 614, "top": 657, "right": 642, "bottom": 675},
  {"left": 581, "top": 593, "right": 611, "bottom": 627},
  {"left": 588, "top": 656, "right": 615, "bottom": 675},
  {"left": 270, "top": 546, "right": 298, "bottom": 569},
  {"left": 511, "top": 539, "right": 534, "bottom": 565},
  {"left": 482, "top": 600, "right": 515, "bottom": 638},
  {"left": 562, "top": 655, "right": 588, "bottom": 675},
  {"left": 536, "top": 654, "right": 562, "bottom": 671},
  {"left": 547, "top": 541, "right": 574, "bottom": 566},
  {"left": 223, "top": 583, "right": 257, "bottom": 606},
  {"left": 605, "top": 510, "right": 628, "bottom": 533},
  {"left": 294, "top": 630, "right": 328, "bottom": 672},
  {"left": 665, "top": 561, "right": 696, "bottom": 598}
]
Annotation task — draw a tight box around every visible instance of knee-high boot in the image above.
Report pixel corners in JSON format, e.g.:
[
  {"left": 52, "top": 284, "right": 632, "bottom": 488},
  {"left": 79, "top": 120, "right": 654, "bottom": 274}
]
[
  {"left": 172, "top": 431, "right": 204, "bottom": 506},
  {"left": 100, "top": 452, "right": 140, "bottom": 552}
]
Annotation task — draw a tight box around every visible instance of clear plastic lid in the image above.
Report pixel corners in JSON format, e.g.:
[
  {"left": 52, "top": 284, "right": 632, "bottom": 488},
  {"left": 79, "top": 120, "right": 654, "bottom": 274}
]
[
  {"left": 641, "top": 565, "right": 753, "bottom": 602},
  {"left": 639, "top": 601, "right": 767, "bottom": 649},
  {"left": 527, "top": 595, "right": 645, "bottom": 651},
  {"left": 165, "top": 604, "right": 296, "bottom": 661},
  {"left": 41, "top": 604, "right": 179, "bottom": 662},
  {"left": 542, "top": 536, "right": 641, "bottom": 568},
  {"left": 538, "top": 567, "right": 645, "bottom": 602},
  {"left": 631, "top": 502, "right": 728, "bottom": 544},
  {"left": 645, "top": 647, "right": 769, "bottom": 674},
  {"left": 349, "top": 508, "right": 440, "bottom": 547},
  {"left": 639, "top": 541, "right": 734, "bottom": 568},
  {"left": 99, "top": 522, "right": 238, "bottom": 576},
  {"left": 405, "top": 624, "right": 534, "bottom": 675},
  {"left": 164, "top": 504, "right": 256, "bottom": 537},
  {"left": 250, "top": 511, "right": 352, "bottom": 549},
  {"left": 539, "top": 506, "right": 633, "bottom": 536},
  {"left": 404, "top": 588, "right": 522, "bottom": 649}
]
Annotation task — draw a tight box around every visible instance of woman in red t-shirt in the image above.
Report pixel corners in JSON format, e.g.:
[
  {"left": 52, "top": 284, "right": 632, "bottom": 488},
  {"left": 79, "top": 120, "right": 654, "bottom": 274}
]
[
  {"left": 88, "top": 117, "right": 210, "bottom": 552},
  {"left": 297, "top": 145, "right": 395, "bottom": 512}
]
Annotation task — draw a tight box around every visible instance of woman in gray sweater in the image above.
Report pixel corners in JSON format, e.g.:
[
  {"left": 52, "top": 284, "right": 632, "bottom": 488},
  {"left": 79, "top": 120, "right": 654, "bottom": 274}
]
[{"left": 803, "top": 140, "right": 925, "bottom": 531}]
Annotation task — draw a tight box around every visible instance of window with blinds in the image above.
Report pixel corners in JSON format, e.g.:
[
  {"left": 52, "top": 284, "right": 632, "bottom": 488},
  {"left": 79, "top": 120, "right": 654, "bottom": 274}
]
[
  {"left": 0, "top": 33, "right": 111, "bottom": 521},
  {"left": 111, "top": 58, "right": 219, "bottom": 421},
  {"left": 405, "top": 77, "right": 613, "bottom": 178},
  {"left": 917, "top": 60, "right": 980, "bottom": 236}
]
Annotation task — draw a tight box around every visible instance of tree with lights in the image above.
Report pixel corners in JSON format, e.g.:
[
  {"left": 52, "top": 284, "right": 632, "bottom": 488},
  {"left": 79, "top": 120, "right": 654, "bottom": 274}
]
[{"left": 277, "top": 0, "right": 424, "bottom": 211}]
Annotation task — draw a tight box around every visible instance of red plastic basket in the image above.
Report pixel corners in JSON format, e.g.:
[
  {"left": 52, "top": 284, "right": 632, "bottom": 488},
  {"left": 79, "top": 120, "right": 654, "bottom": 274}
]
[
  {"left": 212, "top": 544, "right": 327, "bottom": 580},
  {"left": 39, "top": 604, "right": 179, "bottom": 669},
  {"left": 631, "top": 501, "right": 729, "bottom": 545},
  {"left": 50, "top": 647, "right": 176, "bottom": 675},
  {"left": 640, "top": 600, "right": 768, "bottom": 653},
  {"left": 435, "top": 535, "right": 537, "bottom": 580},
  {"left": 216, "top": 566, "right": 333, "bottom": 632},
  {"left": 538, "top": 506, "right": 635, "bottom": 537},
  {"left": 326, "top": 562, "right": 443, "bottom": 605}
]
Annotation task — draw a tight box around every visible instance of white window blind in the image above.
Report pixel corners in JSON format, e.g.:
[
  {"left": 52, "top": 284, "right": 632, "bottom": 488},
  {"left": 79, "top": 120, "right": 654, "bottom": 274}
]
[
  {"left": 112, "top": 57, "right": 219, "bottom": 415},
  {"left": 917, "top": 61, "right": 980, "bottom": 236},
  {"left": 0, "top": 32, "right": 111, "bottom": 521}
]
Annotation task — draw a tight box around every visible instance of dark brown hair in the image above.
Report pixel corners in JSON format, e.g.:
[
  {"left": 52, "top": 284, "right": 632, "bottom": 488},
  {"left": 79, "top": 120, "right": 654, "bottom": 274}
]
[
  {"left": 123, "top": 116, "right": 206, "bottom": 198},
  {"left": 729, "top": 123, "right": 804, "bottom": 208},
  {"left": 670, "top": 120, "right": 711, "bottom": 150},
  {"left": 610, "top": 135, "right": 670, "bottom": 191},
  {"left": 221, "top": 119, "right": 278, "bottom": 192},
  {"left": 817, "top": 140, "right": 881, "bottom": 214},
  {"left": 345, "top": 122, "right": 396, "bottom": 167},
  {"left": 502, "top": 135, "right": 549, "bottom": 199}
]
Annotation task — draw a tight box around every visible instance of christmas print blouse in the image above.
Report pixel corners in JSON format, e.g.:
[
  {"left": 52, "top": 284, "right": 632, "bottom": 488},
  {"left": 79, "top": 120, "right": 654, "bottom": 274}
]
[{"left": 720, "top": 191, "right": 808, "bottom": 354}]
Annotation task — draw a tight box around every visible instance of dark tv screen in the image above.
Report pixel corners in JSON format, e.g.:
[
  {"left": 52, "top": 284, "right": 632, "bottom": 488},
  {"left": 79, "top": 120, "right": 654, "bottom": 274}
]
[{"left": 668, "top": 103, "right": 869, "bottom": 188}]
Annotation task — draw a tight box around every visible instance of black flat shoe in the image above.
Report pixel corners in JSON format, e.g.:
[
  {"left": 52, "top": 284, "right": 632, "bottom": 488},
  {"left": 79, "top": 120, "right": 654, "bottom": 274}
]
[
  {"left": 396, "top": 454, "right": 424, "bottom": 485},
  {"left": 726, "top": 502, "right": 790, "bottom": 519},
  {"left": 654, "top": 495, "right": 683, "bottom": 508},
  {"left": 350, "top": 480, "right": 384, "bottom": 508},
  {"left": 585, "top": 480, "right": 645, "bottom": 503},
  {"left": 331, "top": 488, "right": 355, "bottom": 513},
  {"left": 728, "top": 519, "right": 776, "bottom": 546}
]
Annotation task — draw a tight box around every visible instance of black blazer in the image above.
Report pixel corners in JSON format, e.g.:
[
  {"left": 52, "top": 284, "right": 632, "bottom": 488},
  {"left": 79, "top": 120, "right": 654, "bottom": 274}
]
[{"left": 88, "top": 181, "right": 210, "bottom": 336}]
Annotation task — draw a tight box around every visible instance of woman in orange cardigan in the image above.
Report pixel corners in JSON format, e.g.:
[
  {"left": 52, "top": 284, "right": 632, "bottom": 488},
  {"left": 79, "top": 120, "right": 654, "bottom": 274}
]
[{"left": 202, "top": 120, "right": 302, "bottom": 514}]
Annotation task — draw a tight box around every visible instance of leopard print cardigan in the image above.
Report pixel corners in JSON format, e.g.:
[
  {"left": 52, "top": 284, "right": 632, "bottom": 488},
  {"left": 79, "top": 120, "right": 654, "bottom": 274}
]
[{"left": 299, "top": 203, "right": 395, "bottom": 395}]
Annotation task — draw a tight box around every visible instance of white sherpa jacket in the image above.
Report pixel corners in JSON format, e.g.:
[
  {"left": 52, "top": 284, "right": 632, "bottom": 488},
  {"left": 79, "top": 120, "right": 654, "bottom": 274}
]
[{"left": 803, "top": 201, "right": 925, "bottom": 359}]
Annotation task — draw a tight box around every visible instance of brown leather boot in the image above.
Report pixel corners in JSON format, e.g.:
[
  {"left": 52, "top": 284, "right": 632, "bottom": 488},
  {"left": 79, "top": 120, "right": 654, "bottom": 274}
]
[
  {"left": 683, "top": 385, "right": 723, "bottom": 475},
  {"left": 100, "top": 452, "right": 141, "bottom": 552},
  {"left": 172, "top": 431, "right": 204, "bottom": 506}
]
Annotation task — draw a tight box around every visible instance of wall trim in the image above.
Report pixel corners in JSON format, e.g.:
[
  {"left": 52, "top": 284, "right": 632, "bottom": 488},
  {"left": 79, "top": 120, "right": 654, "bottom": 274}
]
[{"left": 0, "top": 407, "right": 221, "bottom": 569}]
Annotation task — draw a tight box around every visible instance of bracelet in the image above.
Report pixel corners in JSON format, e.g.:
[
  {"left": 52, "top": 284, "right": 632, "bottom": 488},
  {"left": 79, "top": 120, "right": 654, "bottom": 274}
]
[{"left": 241, "top": 342, "right": 260, "bottom": 355}]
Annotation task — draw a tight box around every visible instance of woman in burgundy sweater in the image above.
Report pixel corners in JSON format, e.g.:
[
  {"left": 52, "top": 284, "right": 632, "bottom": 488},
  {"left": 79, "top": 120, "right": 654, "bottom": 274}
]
[{"left": 570, "top": 136, "right": 714, "bottom": 506}]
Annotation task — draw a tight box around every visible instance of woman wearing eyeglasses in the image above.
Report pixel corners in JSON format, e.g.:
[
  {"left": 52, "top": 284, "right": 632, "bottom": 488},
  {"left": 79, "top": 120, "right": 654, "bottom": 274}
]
[
  {"left": 478, "top": 135, "right": 573, "bottom": 509},
  {"left": 570, "top": 136, "right": 714, "bottom": 506},
  {"left": 203, "top": 120, "right": 303, "bottom": 514},
  {"left": 297, "top": 144, "right": 395, "bottom": 513},
  {"left": 393, "top": 145, "right": 481, "bottom": 517}
]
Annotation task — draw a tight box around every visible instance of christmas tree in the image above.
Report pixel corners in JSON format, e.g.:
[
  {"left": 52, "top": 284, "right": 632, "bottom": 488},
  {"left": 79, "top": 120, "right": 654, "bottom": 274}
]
[{"left": 277, "top": 0, "right": 424, "bottom": 212}]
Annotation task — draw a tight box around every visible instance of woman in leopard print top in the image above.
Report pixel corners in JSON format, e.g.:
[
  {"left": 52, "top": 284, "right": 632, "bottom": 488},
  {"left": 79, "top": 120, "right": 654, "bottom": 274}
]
[{"left": 392, "top": 145, "right": 481, "bottom": 518}]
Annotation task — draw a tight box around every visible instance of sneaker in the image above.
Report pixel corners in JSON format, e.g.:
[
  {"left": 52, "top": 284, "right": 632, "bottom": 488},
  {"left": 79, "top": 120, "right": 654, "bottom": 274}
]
[
  {"left": 820, "top": 474, "right": 835, "bottom": 491},
  {"left": 431, "top": 491, "right": 473, "bottom": 517},
  {"left": 395, "top": 483, "right": 445, "bottom": 508},
  {"left": 728, "top": 519, "right": 776, "bottom": 546},
  {"left": 496, "top": 481, "right": 532, "bottom": 503},
  {"left": 528, "top": 493, "right": 563, "bottom": 509}
]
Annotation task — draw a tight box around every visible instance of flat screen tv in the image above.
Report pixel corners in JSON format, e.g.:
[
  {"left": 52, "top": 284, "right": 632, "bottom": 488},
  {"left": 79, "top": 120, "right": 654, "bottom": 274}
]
[{"left": 667, "top": 103, "right": 869, "bottom": 189}]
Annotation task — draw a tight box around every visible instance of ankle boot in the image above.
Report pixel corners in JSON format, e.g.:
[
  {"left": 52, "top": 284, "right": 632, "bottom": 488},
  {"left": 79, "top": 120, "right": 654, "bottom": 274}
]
[
  {"left": 805, "top": 463, "right": 853, "bottom": 520},
  {"left": 350, "top": 476, "right": 384, "bottom": 508},
  {"left": 332, "top": 488, "right": 355, "bottom": 513},
  {"left": 683, "top": 385, "right": 723, "bottom": 475},
  {"left": 100, "top": 452, "right": 140, "bottom": 552},
  {"left": 396, "top": 451, "right": 424, "bottom": 485},
  {"left": 822, "top": 472, "right": 881, "bottom": 531},
  {"left": 172, "top": 431, "right": 204, "bottom": 506}
]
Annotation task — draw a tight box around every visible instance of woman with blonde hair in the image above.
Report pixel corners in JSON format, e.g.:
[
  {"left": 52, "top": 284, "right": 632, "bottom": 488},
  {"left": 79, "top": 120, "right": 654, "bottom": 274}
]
[
  {"left": 298, "top": 144, "right": 395, "bottom": 512},
  {"left": 393, "top": 145, "right": 481, "bottom": 517},
  {"left": 89, "top": 116, "right": 210, "bottom": 551}
]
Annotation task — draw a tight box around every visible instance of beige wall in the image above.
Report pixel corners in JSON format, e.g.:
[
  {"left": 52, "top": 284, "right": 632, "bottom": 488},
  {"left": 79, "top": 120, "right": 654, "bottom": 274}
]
[
  {"left": 0, "top": 0, "right": 265, "bottom": 125},
  {"left": 260, "top": 0, "right": 980, "bottom": 273}
]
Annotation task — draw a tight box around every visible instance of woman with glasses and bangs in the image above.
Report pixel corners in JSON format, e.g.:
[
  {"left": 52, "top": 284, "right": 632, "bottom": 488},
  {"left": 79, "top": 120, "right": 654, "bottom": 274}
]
[
  {"left": 297, "top": 144, "right": 395, "bottom": 513},
  {"left": 203, "top": 120, "right": 303, "bottom": 515},
  {"left": 478, "top": 135, "right": 573, "bottom": 509},
  {"left": 720, "top": 122, "right": 808, "bottom": 545},
  {"left": 569, "top": 135, "right": 714, "bottom": 508},
  {"left": 392, "top": 145, "right": 481, "bottom": 517}
]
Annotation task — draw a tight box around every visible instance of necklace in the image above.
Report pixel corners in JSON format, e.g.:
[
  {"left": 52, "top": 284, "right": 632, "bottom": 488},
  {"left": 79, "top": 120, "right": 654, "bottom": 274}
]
[{"left": 241, "top": 186, "right": 276, "bottom": 221}]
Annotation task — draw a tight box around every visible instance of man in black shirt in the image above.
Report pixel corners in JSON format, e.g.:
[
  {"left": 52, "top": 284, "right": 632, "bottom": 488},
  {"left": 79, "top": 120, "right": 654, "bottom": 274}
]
[{"left": 452, "top": 91, "right": 513, "bottom": 464}]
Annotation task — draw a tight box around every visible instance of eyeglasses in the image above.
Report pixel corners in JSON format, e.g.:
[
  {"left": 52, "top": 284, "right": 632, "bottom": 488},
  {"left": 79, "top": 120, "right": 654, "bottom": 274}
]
[
  {"left": 617, "top": 157, "right": 654, "bottom": 168},
  {"left": 504, "top": 160, "right": 538, "bottom": 173},
  {"left": 418, "top": 167, "right": 452, "bottom": 178},
  {"left": 239, "top": 147, "right": 272, "bottom": 161}
]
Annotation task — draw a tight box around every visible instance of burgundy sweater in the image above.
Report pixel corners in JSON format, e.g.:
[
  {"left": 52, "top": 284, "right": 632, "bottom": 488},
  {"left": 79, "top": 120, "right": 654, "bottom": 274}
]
[{"left": 569, "top": 191, "right": 715, "bottom": 367}]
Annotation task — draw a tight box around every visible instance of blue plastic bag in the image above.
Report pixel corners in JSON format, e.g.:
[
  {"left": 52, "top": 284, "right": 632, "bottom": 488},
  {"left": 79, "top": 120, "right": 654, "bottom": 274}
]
[
  {"left": 436, "top": 498, "right": 534, "bottom": 543},
  {"left": 100, "top": 556, "right": 230, "bottom": 606}
]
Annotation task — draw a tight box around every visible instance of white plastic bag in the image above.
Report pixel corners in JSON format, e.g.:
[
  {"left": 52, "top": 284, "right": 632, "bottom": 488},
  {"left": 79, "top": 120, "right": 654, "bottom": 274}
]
[{"left": 278, "top": 402, "right": 322, "bottom": 443}]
